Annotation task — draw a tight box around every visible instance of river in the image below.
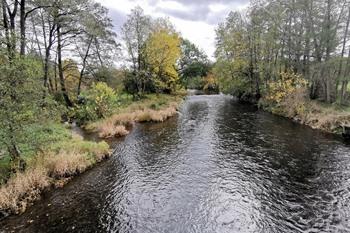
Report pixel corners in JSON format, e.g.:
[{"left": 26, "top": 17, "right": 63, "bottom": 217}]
[{"left": 1, "top": 94, "right": 350, "bottom": 233}]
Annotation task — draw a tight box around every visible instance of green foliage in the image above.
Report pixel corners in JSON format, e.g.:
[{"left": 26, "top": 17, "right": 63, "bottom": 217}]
[
  {"left": 94, "top": 67, "right": 125, "bottom": 92},
  {"left": 0, "top": 56, "right": 61, "bottom": 164},
  {"left": 0, "top": 123, "right": 72, "bottom": 184},
  {"left": 123, "top": 71, "right": 156, "bottom": 96},
  {"left": 73, "top": 82, "right": 117, "bottom": 124},
  {"left": 214, "top": 58, "right": 250, "bottom": 97},
  {"left": 94, "top": 66, "right": 114, "bottom": 83},
  {"left": 63, "top": 59, "right": 80, "bottom": 95},
  {"left": 179, "top": 38, "right": 210, "bottom": 87},
  {"left": 186, "top": 76, "right": 205, "bottom": 90}
]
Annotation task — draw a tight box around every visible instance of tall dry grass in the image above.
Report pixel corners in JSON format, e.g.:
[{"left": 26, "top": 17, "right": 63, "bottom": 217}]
[
  {"left": 278, "top": 88, "right": 350, "bottom": 133},
  {"left": 94, "top": 101, "right": 180, "bottom": 139},
  {"left": 0, "top": 140, "right": 110, "bottom": 214},
  {"left": 0, "top": 167, "right": 50, "bottom": 214},
  {"left": 44, "top": 150, "right": 93, "bottom": 178},
  {"left": 98, "top": 121, "right": 130, "bottom": 138}
]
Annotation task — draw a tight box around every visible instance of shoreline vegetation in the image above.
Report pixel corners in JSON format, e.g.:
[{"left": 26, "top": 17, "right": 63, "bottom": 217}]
[
  {"left": 212, "top": 1, "right": 350, "bottom": 137},
  {"left": 0, "top": 93, "right": 183, "bottom": 217},
  {"left": 0, "top": 128, "right": 110, "bottom": 216},
  {"left": 87, "top": 94, "right": 184, "bottom": 139},
  {"left": 258, "top": 95, "right": 350, "bottom": 136},
  {"left": 1, "top": 0, "right": 196, "bottom": 219}
]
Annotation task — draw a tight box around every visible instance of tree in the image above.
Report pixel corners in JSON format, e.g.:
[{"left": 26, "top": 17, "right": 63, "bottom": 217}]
[
  {"left": 214, "top": 0, "right": 350, "bottom": 105},
  {"left": 63, "top": 59, "right": 80, "bottom": 101},
  {"left": 75, "top": 1, "right": 118, "bottom": 97},
  {"left": 0, "top": 0, "right": 119, "bottom": 172},
  {"left": 178, "top": 38, "right": 210, "bottom": 87},
  {"left": 144, "top": 28, "right": 181, "bottom": 93},
  {"left": 0, "top": 56, "right": 44, "bottom": 171},
  {"left": 121, "top": 6, "right": 151, "bottom": 96}
]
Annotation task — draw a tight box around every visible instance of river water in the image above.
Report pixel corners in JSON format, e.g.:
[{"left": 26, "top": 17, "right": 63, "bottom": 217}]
[{"left": 2, "top": 94, "right": 350, "bottom": 233}]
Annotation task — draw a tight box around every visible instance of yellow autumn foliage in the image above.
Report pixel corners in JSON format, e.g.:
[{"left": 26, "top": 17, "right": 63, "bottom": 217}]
[
  {"left": 203, "top": 73, "right": 218, "bottom": 92},
  {"left": 265, "top": 71, "right": 308, "bottom": 104},
  {"left": 145, "top": 29, "right": 181, "bottom": 92}
]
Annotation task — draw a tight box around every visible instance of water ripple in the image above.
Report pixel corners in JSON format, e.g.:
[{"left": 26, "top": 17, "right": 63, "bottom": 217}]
[{"left": 2, "top": 95, "right": 350, "bottom": 233}]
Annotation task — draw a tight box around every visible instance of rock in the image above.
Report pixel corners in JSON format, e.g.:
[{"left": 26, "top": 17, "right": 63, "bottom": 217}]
[
  {"left": 0, "top": 210, "right": 9, "bottom": 220},
  {"left": 342, "top": 125, "right": 350, "bottom": 139}
]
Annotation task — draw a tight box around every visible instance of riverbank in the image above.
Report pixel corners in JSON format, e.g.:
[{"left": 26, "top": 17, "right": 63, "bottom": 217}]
[
  {"left": 86, "top": 94, "right": 183, "bottom": 139},
  {"left": 0, "top": 93, "right": 184, "bottom": 218},
  {"left": 0, "top": 131, "right": 110, "bottom": 217},
  {"left": 258, "top": 92, "right": 350, "bottom": 136},
  {"left": 2, "top": 94, "right": 350, "bottom": 233}
]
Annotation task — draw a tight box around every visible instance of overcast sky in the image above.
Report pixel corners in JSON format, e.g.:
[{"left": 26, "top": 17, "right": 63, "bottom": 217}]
[{"left": 96, "top": 0, "right": 249, "bottom": 59}]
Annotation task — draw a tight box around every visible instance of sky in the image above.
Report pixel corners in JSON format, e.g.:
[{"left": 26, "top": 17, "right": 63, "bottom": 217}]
[{"left": 96, "top": 0, "right": 250, "bottom": 60}]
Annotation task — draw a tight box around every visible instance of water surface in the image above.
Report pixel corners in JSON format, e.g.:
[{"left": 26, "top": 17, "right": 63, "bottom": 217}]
[{"left": 1, "top": 95, "right": 350, "bottom": 233}]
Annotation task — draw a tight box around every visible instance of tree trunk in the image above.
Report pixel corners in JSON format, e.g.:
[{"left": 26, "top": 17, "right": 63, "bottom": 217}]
[
  {"left": 8, "top": 0, "right": 18, "bottom": 59},
  {"left": 340, "top": 81, "right": 348, "bottom": 105},
  {"left": 336, "top": 7, "right": 350, "bottom": 102},
  {"left": 7, "top": 124, "right": 26, "bottom": 172},
  {"left": 77, "top": 36, "right": 93, "bottom": 97},
  {"left": 2, "top": 0, "right": 12, "bottom": 59},
  {"left": 20, "top": 0, "right": 26, "bottom": 56},
  {"left": 57, "top": 24, "right": 73, "bottom": 107}
]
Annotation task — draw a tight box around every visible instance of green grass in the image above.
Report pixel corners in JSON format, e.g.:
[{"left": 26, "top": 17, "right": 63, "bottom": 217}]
[
  {"left": 0, "top": 123, "right": 71, "bottom": 184},
  {"left": 0, "top": 157, "right": 11, "bottom": 185},
  {"left": 0, "top": 122, "right": 109, "bottom": 185}
]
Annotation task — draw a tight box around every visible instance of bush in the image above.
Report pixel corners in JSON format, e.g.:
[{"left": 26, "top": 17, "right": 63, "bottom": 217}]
[
  {"left": 73, "top": 82, "right": 117, "bottom": 124},
  {"left": 203, "top": 73, "right": 219, "bottom": 93},
  {"left": 264, "top": 71, "right": 308, "bottom": 105},
  {"left": 186, "top": 76, "right": 204, "bottom": 90},
  {"left": 123, "top": 71, "right": 156, "bottom": 95}
]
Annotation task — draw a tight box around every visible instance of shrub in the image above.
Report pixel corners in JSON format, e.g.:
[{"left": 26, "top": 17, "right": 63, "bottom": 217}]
[
  {"left": 203, "top": 73, "right": 219, "bottom": 93},
  {"left": 73, "top": 82, "right": 117, "bottom": 124},
  {"left": 279, "top": 87, "right": 308, "bottom": 119},
  {"left": 264, "top": 71, "right": 308, "bottom": 105}
]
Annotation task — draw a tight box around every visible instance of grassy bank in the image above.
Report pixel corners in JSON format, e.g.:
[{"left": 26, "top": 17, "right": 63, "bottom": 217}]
[
  {"left": 0, "top": 127, "right": 109, "bottom": 215},
  {"left": 0, "top": 93, "right": 183, "bottom": 216},
  {"left": 86, "top": 93, "right": 184, "bottom": 138},
  {"left": 259, "top": 89, "right": 350, "bottom": 135}
]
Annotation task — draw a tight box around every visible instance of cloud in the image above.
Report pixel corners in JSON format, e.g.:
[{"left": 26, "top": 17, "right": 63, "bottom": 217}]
[
  {"left": 97, "top": 0, "right": 249, "bottom": 59},
  {"left": 155, "top": 0, "right": 249, "bottom": 25},
  {"left": 108, "top": 9, "right": 127, "bottom": 33}
]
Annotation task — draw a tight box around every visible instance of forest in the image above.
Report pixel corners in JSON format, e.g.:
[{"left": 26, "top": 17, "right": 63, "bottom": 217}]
[{"left": 214, "top": 0, "right": 350, "bottom": 132}]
